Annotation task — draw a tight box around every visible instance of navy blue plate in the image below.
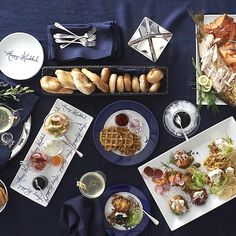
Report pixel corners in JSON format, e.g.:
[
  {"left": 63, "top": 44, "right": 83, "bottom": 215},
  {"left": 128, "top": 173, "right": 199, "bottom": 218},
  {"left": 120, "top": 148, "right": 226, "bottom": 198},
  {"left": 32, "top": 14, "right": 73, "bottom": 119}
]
[
  {"left": 93, "top": 100, "right": 159, "bottom": 166},
  {"left": 102, "top": 184, "right": 151, "bottom": 236}
]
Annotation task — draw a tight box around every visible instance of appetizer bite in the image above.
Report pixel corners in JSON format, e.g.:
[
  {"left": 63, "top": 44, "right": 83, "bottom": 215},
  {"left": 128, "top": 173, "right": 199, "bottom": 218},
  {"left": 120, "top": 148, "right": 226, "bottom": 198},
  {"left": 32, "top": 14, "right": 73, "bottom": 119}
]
[
  {"left": 107, "top": 194, "right": 143, "bottom": 229},
  {"left": 44, "top": 112, "right": 70, "bottom": 137},
  {"left": 29, "top": 152, "right": 48, "bottom": 172},
  {"left": 189, "top": 189, "right": 208, "bottom": 206},
  {"left": 169, "top": 195, "right": 188, "bottom": 215},
  {"left": 171, "top": 150, "right": 194, "bottom": 169}
]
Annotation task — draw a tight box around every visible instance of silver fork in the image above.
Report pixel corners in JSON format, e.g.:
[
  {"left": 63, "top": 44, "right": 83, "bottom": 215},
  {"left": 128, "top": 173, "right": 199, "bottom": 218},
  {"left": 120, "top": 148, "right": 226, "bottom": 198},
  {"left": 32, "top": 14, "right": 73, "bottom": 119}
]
[
  {"left": 55, "top": 39, "right": 96, "bottom": 49},
  {"left": 54, "top": 22, "right": 97, "bottom": 49},
  {"left": 53, "top": 33, "right": 96, "bottom": 41}
]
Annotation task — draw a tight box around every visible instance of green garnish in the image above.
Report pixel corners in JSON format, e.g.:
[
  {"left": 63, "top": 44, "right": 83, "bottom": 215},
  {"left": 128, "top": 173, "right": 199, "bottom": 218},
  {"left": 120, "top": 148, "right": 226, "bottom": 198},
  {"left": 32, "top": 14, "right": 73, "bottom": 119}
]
[{"left": 0, "top": 84, "right": 34, "bottom": 101}]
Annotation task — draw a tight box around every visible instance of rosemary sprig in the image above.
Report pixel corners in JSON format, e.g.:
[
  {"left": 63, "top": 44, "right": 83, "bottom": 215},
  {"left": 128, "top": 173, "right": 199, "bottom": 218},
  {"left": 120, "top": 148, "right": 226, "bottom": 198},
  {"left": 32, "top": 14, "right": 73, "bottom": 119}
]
[{"left": 0, "top": 84, "right": 34, "bottom": 101}]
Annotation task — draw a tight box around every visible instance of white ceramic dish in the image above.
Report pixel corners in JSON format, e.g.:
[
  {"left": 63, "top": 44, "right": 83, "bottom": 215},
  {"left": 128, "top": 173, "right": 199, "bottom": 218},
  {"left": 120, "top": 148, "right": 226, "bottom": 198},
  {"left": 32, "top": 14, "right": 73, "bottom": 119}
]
[
  {"left": 0, "top": 32, "right": 44, "bottom": 80},
  {"left": 195, "top": 15, "right": 236, "bottom": 105},
  {"left": 138, "top": 116, "right": 236, "bottom": 231},
  {"left": 11, "top": 99, "right": 93, "bottom": 207},
  {"left": 0, "top": 179, "right": 8, "bottom": 213},
  {"left": 104, "top": 191, "right": 143, "bottom": 231},
  {"left": 103, "top": 110, "right": 150, "bottom": 156}
]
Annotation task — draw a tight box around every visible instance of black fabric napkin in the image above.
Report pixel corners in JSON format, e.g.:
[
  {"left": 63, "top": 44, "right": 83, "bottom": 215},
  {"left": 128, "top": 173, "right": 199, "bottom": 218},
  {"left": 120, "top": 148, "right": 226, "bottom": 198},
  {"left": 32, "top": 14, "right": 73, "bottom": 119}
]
[
  {"left": 48, "top": 21, "right": 121, "bottom": 61},
  {"left": 0, "top": 79, "right": 38, "bottom": 169},
  {"left": 59, "top": 195, "right": 107, "bottom": 236}
]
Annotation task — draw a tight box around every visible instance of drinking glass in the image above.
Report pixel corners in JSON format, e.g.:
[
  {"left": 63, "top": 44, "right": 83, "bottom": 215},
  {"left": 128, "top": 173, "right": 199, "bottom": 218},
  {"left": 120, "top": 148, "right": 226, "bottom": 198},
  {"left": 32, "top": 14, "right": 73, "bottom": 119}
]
[
  {"left": 78, "top": 171, "right": 106, "bottom": 199},
  {"left": 163, "top": 100, "right": 201, "bottom": 138},
  {"left": 0, "top": 104, "right": 21, "bottom": 133}
]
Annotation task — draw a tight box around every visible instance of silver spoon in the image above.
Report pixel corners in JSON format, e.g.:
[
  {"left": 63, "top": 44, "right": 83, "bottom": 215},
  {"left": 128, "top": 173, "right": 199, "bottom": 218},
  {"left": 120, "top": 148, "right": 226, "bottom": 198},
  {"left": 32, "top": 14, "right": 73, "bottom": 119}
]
[
  {"left": 63, "top": 136, "right": 83, "bottom": 158},
  {"left": 174, "top": 115, "right": 189, "bottom": 142},
  {"left": 128, "top": 195, "right": 159, "bottom": 225},
  {"left": 35, "top": 179, "right": 48, "bottom": 202}
]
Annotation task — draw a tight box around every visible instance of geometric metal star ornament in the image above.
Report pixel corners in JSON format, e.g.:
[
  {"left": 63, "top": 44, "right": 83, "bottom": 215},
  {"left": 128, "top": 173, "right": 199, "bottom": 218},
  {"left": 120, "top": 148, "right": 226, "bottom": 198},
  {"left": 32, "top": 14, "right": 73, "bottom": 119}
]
[{"left": 128, "top": 17, "right": 173, "bottom": 62}]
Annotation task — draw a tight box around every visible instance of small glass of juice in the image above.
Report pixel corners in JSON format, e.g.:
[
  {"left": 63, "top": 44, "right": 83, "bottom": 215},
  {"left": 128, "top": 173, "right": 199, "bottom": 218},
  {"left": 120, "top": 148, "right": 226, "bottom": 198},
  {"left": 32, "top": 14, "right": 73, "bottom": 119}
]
[{"left": 77, "top": 171, "right": 106, "bottom": 199}]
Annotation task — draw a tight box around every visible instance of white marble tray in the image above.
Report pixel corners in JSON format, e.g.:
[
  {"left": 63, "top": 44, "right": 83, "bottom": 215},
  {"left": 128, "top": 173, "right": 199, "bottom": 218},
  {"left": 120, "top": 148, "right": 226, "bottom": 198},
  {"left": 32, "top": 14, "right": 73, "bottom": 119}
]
[{"left": 11, "top": 99, "right": 93, "bottom": 207}]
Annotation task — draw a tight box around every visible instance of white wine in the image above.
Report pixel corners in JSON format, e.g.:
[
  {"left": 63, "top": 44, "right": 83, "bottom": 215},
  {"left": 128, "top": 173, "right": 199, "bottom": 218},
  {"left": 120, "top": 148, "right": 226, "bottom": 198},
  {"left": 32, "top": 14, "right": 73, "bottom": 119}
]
[
  {"left": 79, "top": 172, "right": 105, "bottom": 198},
  {"left": 0, "top": 106, "right": 14, "bottom": 133}
]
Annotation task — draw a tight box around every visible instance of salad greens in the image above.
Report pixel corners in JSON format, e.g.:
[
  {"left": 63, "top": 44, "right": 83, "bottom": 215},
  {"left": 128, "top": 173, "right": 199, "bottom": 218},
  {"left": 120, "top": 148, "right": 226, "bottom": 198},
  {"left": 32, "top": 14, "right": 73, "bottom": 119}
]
[
  {"left": 125, "top": 207, "right": 142, "bottom": 228},
  {"left": 186, "top": 167, "right": 207, "bottom": 190}
]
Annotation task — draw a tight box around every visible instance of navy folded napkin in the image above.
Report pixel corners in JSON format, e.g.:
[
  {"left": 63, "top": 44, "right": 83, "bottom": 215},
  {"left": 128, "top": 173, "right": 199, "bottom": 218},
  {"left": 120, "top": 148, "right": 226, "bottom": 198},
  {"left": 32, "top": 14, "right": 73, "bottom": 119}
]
[
  {"left": 0, "top": 79, "right": 38, "bottom": 169},
  {"left": 59, "top": 195, "right": 107, "bottom": 236},
  {"left": 48, "top": 21, "right": 121, "bottom": 61}
]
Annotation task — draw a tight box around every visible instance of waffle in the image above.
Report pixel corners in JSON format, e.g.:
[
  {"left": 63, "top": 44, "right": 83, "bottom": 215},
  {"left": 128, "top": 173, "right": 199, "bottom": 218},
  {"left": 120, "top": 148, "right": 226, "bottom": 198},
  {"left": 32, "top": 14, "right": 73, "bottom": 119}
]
[
  {"left": 100, "top": 126, "right": 142, "bottom": 156},
  {"left": 116, "top": 127, "right": 134, "bottom": 148},
  {"left": 118, "top": 132, "right": 141, "bottom": 156},
  {"left": 99, "top": 127, "right": 123, "bottom": 151}
]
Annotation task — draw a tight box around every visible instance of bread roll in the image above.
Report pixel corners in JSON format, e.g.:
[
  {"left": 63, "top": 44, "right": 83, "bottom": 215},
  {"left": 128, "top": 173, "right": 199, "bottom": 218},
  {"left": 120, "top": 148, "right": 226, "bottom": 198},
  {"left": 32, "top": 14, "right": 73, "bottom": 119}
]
[
  {"left": 81, "top": 68, "right": 109, "bottom": 93},
  {"left": 71, "top": 68, "right": 96, "bottom": 95},
  {"left": 109, "top": 74, "right": 118, "bottom": 93},
  {"left": 0, "top": 187, "right": 7, "bottom": 206},
  {"left": 132, "top": 76, "right": 140, "bottom": 92},
  {"left": 100, "top": 67, "right": 111, "bottom": 83},
  {"left": 116, "top": 76, "right": 124, "bottom": 92},
  {"left": 55, "top": 70, "right": 77, "bottom": 90},
  {"left": 40, "top": 76, "right": 74, "bottom": 94},
  {"left": 139, "top": 74, "right": 149, "bottom": 92},
  {"left": 149, "top": 81, "right": 161, "bottom": 93},
  {"left": 147, "top": 68, "right": 164, "bottom": 84},
  {"left": 124, "top": 73, "right": 132, "bottom": 92}
]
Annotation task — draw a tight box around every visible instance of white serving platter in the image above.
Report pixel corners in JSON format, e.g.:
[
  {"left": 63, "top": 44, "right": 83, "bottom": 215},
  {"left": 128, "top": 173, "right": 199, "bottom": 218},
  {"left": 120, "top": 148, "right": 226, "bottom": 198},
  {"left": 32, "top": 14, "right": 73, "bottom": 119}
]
[
  {"left": 11, "top": 99, "right": 93, "bottom": 207},
  {"left": 138, "top": 116, "right": 236, "bottom": 231},
  {"left": 195, "top": 14, "right": 236, "bottom": 105},
  {"left": 0, "top": 32, "right": 44, "bottom": 80}
]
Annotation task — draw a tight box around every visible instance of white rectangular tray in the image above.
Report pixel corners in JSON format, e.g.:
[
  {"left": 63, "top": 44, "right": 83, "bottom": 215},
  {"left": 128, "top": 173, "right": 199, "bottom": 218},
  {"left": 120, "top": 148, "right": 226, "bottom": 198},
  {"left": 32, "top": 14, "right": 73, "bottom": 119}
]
[
  {"left": 138, "top": 116, "right": 236, "bottom": 230},
  {"left": 11, "top": 99, "right": 93, "bottom": 207}
]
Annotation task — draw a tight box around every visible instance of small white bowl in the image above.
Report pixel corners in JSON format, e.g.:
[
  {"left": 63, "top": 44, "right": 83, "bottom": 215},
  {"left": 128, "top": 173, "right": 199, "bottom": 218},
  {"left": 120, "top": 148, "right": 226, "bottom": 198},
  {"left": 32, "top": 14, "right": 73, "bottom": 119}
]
[{"left": 0, "top": 179, "right": 8, "bottom": 213}]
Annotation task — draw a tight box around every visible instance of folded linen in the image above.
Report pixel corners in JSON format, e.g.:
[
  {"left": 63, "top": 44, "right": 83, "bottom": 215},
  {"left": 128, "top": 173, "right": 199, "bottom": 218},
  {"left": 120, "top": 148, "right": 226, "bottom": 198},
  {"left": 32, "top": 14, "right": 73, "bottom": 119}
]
[
  {"left": 59, "top": 194, "right": 106, "bottom": 236},
  {"left": 48, "top": 21, "right": 121, "bottom": 61}
]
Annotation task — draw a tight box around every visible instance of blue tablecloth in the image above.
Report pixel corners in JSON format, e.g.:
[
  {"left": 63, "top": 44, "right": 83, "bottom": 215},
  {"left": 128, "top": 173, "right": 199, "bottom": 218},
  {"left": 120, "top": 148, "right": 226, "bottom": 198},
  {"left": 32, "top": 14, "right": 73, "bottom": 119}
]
[{"left": 0, "top": 0, "right": 236, "bottom": 236}]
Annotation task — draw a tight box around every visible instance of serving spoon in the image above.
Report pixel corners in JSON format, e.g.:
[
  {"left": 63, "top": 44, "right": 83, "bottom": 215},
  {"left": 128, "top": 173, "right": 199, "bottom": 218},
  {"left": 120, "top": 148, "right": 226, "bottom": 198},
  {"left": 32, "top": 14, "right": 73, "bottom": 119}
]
[
  {"left": 174, "top": 115, "right": 189, "bottom": 142},
  {"left": 35, "top": 179, "right": 48, "bottom": 202}
]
